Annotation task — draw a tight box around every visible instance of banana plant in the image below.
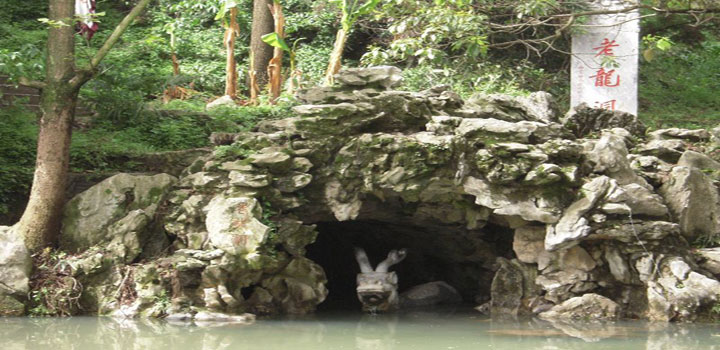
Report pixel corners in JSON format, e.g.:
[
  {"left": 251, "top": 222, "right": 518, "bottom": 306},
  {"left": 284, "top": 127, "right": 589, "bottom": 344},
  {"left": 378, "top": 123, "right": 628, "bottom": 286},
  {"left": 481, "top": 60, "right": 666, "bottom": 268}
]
[
  {"left": 215, "top": 0, "right": 241, "bottom": 99},
  {"left": 262, "top": 33, "right": 305, "bottom": 95},
  {"left": 324, "top": 0, "right": 382, "bottom": 86},
  {"left": 264, "top": 0, "right": 285, "bottom": 104}
]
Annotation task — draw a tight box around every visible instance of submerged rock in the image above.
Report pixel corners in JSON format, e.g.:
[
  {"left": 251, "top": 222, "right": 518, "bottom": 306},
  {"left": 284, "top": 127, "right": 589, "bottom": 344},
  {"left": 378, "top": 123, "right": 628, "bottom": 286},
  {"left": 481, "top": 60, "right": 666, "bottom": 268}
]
[{"left": 539, "top": 293, "right": 619, "bottom": 321}]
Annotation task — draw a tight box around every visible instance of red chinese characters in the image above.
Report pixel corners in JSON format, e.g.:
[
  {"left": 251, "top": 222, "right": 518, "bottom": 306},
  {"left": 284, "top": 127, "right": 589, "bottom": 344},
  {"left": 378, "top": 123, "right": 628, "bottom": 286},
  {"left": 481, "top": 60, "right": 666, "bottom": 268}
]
[
  {"left": 594, "top": 99, "right": 617, "bottom": 110},
  {"left": 593, "top": 38, "right": 619, "bottom": 57},
  {"left": 589, "top": 38, "right": 621, "bottom": 110},
  {"left": 590, "top": 68, "right": 620, "bottom": 87}
]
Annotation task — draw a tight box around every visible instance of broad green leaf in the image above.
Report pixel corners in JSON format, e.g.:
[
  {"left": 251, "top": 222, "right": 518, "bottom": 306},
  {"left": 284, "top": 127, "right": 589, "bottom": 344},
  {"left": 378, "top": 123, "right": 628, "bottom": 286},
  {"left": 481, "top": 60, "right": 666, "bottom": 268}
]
[{"left": 262, "top": 32, "right": 291, "bottom": 51}]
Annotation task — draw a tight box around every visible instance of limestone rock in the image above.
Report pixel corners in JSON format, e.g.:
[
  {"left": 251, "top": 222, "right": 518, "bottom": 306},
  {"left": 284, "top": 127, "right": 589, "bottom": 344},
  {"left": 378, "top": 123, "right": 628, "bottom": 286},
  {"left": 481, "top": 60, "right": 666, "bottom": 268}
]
[
  {"left": 400, "top": 281, "right": 462, "bottom": 308},
  {"left": 206, "top": 95, "right": 236, "bottom": 109},
  {"left": 650, "top": 128, "right": 710, "bottom": 142},
  {"left": 559, "top": 246, "right": 596, "bottom": 272},
  {"left": 0, "top": 226, "right": 31, "bottom": 296},
  {"left": 0, "top": 294, "right": 25, "bottom": 316},
  {"left": 249, "top": 151, "right": 293, "bottom": 173},
  {"left": 590, "top": 221, "right": 679, "bottom": 243},
  {"left": 539, "top": 293, "right": 619, "bottom": 321},
  {"left": 513, "top": 226, "right": 546, "bottom": 264},
  {"left": 451, "top": 118, "right": 565, "bottom": 143},
  {"left": 333, "top": 66, "right": 403, "bottom": 89},
  {"left": 659, "top": 166, "right": 720, "bottom": 240},
  {"left": 545, "top": 176, "right": 611, "bottom": 251},
  {"left": 584, "top": 131, "right": 648, "bottom": 186},
  {"left": 490, "top": 259, "right": 526, "bottom": 317},
  {"left": 604, "top": 245, "right": 632, "bottom": 284},
  {"left": 229, "top": 171, "right": 271, "bottom": 188},
  {"left": 260, "top": 257, "right": 328, "bottom": 314},
  {"left": 637, "top": 140, "right": 686, "bottom": 163},
  {"left": 204, "top": 195, "right": 270, "bottom": 256},
  {"left": 694, "top": 248, "right": 720, "bottom": 275},
  {"left": 646, "top": 257, "right": 720, "bottom": 321},
  {"left": 677, "top": 150, "right": 720, "bottom": 174},
  {"left": 464, "top": 176, "right": 561, "bottom": 224},
  {"left": 61, "top": 173, "right": 177, "bottom": 252},
  {"left": 562, "top": 104, "right": 646, "bottom": 138},
  {"left": 465, "top": 91, "right": 558, "bottom": 123}
]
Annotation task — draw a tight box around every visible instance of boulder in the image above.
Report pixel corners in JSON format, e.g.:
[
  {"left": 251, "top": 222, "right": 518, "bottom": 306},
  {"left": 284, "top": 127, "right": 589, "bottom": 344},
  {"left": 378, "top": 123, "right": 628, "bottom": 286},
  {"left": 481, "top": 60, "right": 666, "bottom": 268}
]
[
  {"left": 206, "top": 95, "right": 236, "bottom": 109},
  {"left": 677, "top": 150, "right": 720, "bottom": 174},
  {"left": 694, "top": 248, "right": 720, "bottom": 275},
  {"left": 513, "top": 226, "right": 546, "bottom": 264},
  {"left": 400, "top": 281, "right": 462, "bottom": 308},
  {"left": 465, "top": 91, "right": 558, "bottom": 123},
  {"left": 562, "top": 104, "right": 646, "bottom": 138},
  {"left": 333, "top": 66, "right": 403, "bottom": 89},
  {"left": 649, "top": 128, "right": 711, "bottom": 142},
  {"left": 545, "top": 176, "right": 611, "bottom": 251},
  {"left": 0, "top": 225, "right": 31, "bottom": 315},
  {"left": 260, "top": 257, "right": 328, "bottom": 314},
  {"left": 659, "top": 166, "right": 720, "bottom": 240},
  {"left": 584, "top": 131, "right": 648, "bottom": 186},
  {"left": 637, "top": 140, "right": 686, "bottom": 163},
  {"left": 204, "top": 195, "right": 270, "bottom": 256},
  {"left": 61, "top": 173, "right": 177, "bottom": 252},
  {"left": 646, "top": 257, "right": 720, "bottom": 321},
  {"left": 539, "top": 293, "right": 619, "bottom": 321}
]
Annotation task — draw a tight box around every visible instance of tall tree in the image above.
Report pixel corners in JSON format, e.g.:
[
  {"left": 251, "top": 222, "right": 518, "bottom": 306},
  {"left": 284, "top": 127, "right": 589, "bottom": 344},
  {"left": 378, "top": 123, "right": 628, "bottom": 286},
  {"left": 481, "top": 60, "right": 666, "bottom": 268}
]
[
  {"left": 250, "top": 0, "right": 274, "bottom": 87},
  {"left": 16, "top": 0, "right": 154, "bottom": 251}
]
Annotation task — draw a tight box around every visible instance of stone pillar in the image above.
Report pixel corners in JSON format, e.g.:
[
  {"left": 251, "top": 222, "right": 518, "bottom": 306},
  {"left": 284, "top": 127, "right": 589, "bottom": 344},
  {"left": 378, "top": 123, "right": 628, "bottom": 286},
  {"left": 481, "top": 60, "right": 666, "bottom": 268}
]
[{"left": 571, "top": 0, "right": 640, "bottom": 115}]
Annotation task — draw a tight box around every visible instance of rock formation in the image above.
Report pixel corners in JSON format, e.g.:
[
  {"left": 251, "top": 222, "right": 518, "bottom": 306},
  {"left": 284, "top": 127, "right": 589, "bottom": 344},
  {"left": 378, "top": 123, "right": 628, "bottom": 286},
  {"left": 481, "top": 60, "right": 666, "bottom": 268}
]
[{"left": 4, "top": 66, "right": 720, "bottom": 322}]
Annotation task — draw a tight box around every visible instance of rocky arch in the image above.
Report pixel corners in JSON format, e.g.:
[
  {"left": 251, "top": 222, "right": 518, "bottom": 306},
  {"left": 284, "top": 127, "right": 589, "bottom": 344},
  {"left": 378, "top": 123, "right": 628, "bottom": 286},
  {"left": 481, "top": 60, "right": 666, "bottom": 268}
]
[{"left": 34, "top": 67, "right": 720, "bottom": 322}]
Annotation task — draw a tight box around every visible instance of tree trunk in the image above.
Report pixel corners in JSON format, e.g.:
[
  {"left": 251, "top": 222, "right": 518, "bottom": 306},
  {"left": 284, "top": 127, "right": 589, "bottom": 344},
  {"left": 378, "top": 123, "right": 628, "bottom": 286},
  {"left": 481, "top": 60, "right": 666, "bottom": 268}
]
[
  {"left": 16, "top": 0, "right": 154, "bottom": 252},
  {"left": 324, "top": 28, "right": 348, "bottom": 86},
  {"left": 267, "top": 2, "right": 285, "bottom": 104},
  {"left": 250, "top": 0, "right": 274, "bottom": 87},
  {"left": 16, "top": 0, "right": 78, "bottom": 252},
  {"left": 224, "top": 7, "right": 239, "bottom": 98}
]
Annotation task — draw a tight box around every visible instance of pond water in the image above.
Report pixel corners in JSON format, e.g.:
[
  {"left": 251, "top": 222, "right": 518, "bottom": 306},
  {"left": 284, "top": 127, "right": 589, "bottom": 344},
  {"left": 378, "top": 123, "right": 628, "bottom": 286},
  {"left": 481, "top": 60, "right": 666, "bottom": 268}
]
[{"left": 2, "top": 309, "right": 719, "bottom": 350}]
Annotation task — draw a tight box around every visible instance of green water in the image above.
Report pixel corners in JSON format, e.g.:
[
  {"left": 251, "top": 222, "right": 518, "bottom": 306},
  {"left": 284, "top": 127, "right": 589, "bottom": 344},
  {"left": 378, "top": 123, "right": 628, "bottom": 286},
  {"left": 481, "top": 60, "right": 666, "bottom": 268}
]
[{"left": 2, "top": 310, "right": 719, "bottom": 350}]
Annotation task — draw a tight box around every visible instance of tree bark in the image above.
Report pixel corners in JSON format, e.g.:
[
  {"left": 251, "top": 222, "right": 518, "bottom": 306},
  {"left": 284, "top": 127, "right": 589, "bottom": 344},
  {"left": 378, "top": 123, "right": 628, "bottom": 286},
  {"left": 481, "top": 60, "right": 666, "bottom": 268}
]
[
  {"left": 16, "top": 0, "right": 154, "bottom": 252},
  {"left": 249, "top": 0, "right": 274, "bottom": 87},
  {"left": 324, "top": 28, "right": 348, "bottom": 86},
  {"left": 16, "top": 0, "right": 77, "bottom": 252},
  {"left": 224, "top": 7, "right": 239, "bottom": 98}
]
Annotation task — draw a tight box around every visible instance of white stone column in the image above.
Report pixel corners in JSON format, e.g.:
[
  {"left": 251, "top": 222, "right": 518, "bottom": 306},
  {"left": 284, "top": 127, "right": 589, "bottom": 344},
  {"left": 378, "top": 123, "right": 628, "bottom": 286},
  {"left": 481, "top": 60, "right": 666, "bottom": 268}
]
[{"left": 571, "top": 0, "right": 640, "bottom": 115}]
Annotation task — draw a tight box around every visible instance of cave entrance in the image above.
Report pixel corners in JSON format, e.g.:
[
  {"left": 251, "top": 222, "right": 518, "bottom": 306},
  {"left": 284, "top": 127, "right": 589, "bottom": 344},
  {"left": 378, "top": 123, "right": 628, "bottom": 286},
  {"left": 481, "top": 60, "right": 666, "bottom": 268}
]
[{"left": 305, "top": 219, "right": 515, "bottom": 311}]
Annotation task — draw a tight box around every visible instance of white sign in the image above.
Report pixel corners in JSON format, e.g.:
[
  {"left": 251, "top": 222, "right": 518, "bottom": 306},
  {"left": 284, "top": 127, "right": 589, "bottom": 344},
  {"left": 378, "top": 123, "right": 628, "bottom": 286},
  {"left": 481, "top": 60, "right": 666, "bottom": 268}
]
[{"left": 571, "top": 0, "right": 640, "bottom": 115}]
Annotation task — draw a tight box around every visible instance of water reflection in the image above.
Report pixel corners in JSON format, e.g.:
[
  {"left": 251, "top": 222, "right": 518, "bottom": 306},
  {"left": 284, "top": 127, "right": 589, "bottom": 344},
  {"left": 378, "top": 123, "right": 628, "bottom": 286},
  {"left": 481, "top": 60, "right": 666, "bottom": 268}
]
[{"left": 1, "top": 311, "right": 719, "bottom": 350}]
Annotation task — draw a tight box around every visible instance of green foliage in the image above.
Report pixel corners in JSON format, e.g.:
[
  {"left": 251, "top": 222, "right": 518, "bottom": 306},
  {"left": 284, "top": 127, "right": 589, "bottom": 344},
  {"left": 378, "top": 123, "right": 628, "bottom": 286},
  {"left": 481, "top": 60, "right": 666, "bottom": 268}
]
[
  {"left": 639, "top": 36, "right": 720, "bottom": 129},
  {"left": 262, "top": 32, "right": 291, "bottom": 51},
  {"left": 330, "top": 0, "right": 383, "bottom": 31},
  {"left": 0, "top": 105, "right": 37, "bottom": 216}
]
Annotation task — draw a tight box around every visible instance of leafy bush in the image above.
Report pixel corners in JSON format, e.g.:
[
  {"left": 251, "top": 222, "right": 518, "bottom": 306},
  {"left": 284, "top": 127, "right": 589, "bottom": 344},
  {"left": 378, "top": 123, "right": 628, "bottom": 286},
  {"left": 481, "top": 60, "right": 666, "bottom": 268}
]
[
  {"left": 0, "top": 105, "right": 37, "bottom": 216},
  {"left": 639, "top": 37, "right": 720, "bottom": 129}
]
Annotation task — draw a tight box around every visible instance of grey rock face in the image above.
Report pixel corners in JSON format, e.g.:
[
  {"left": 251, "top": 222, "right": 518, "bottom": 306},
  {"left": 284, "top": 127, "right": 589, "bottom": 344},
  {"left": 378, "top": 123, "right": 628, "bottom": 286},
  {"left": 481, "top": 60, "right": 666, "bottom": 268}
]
[
  {"left": 660, "top": 166, "right": 720, "bottom": 240},
  {"left": 0, "top": 226, "right": 31, "bottom": 295},
  {"left": 61, "top": 173, "right": 177, "bottom": 252}
]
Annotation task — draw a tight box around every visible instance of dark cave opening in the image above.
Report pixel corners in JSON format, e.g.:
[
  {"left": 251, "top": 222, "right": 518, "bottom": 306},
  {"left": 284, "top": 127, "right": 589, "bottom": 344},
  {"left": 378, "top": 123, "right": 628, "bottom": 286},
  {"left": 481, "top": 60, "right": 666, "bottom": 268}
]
[{"left": 305, "top": 220, "right": 515, "bottom": 311}]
